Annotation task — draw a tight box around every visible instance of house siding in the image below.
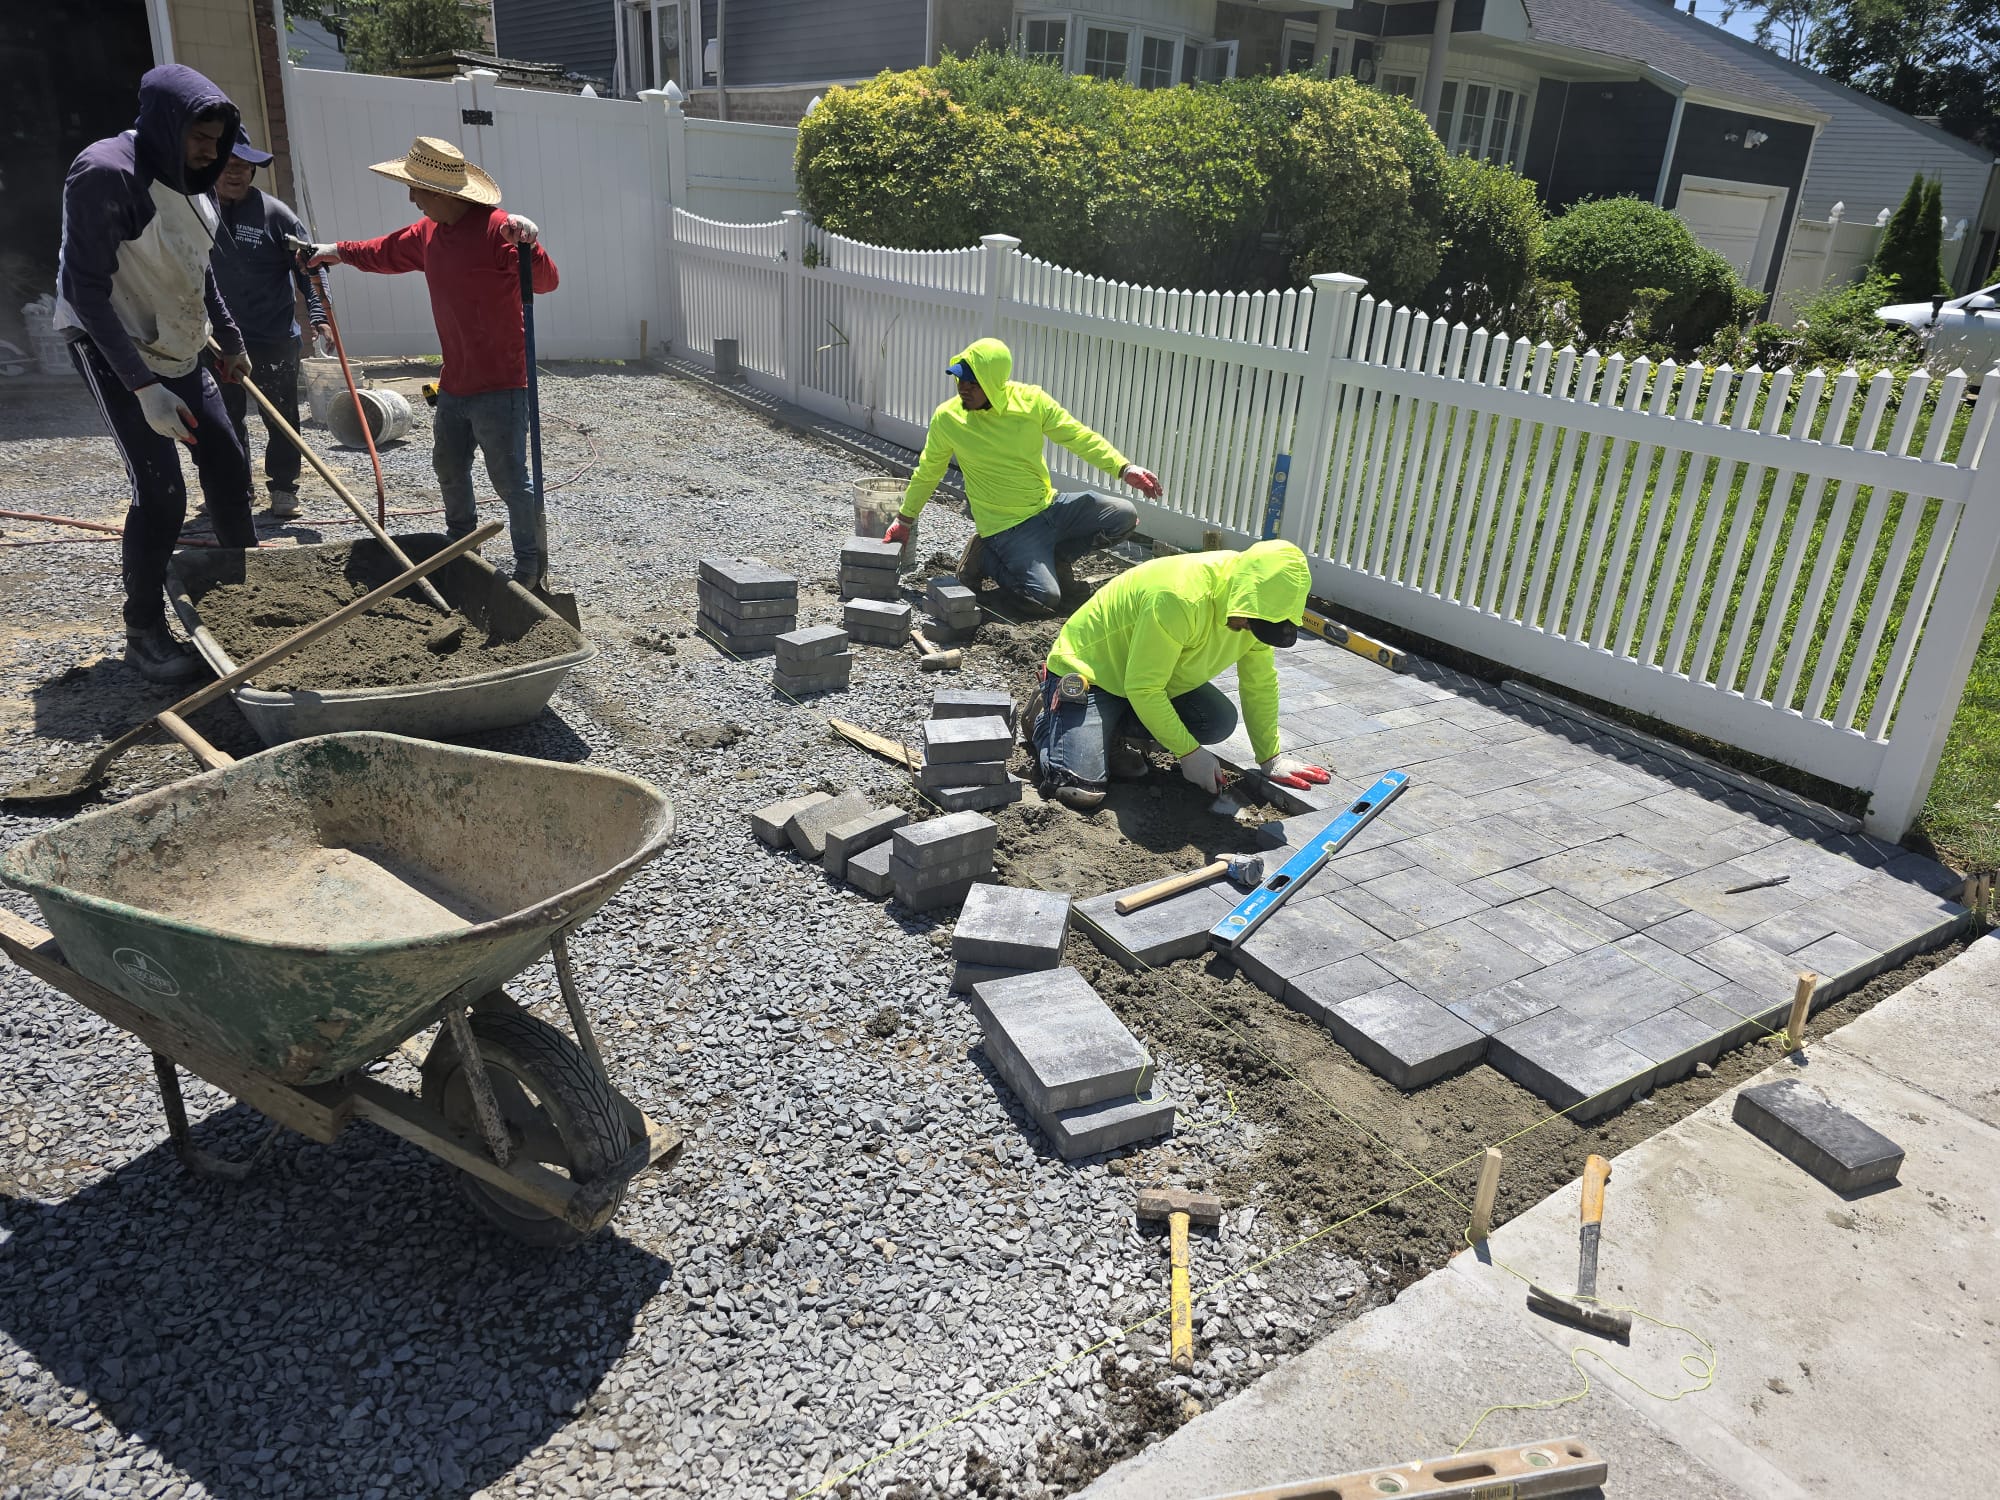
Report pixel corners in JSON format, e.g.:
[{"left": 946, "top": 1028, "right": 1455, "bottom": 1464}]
[
  {"left": 1538, "top": 78, "right": 1673, "bottom": 208},
  {"left": 1666, "top": 104, "right": 1814, "bottom": 297},
  {"left": 493, "top": 0, "right": 615, "bottom": 87},
  {"left": 1332, "top": 0, "right": 1485, "bottom": 39},
  {"left": 699, "top": 0, "right": 924, "bottom": 87}
]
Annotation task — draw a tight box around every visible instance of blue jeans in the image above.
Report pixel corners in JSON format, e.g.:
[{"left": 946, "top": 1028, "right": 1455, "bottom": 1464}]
[
  {"left": 982, "top": 490, "right": 1139, "bottom": 611},
  {"left": 432, "top": 388, "right": 546, "bottom": 581},
  {"left": 1032, "top": 670, "right": 1239, "bottom": 791}
]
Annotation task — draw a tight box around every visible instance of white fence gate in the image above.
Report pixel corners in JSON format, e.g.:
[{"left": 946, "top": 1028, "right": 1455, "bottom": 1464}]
[{"left": 667, "top": 210, "right": 2000, "bottom": 838}]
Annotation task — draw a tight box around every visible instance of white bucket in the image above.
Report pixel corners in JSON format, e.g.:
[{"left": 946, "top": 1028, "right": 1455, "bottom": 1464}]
[
  {"left": 853, "top": 477, "right": 914, "bottom": 566},
  {"left": 327, "top": 386, "right": 413, "bottom": 449},
  {"left": 303, "top": 357, "right": 361, "bottom": 428}
]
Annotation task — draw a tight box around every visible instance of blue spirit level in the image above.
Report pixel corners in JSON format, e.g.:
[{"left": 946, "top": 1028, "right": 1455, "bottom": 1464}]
[{"left": 1208, "top": 770, "right": 1409, "bottom": 951}]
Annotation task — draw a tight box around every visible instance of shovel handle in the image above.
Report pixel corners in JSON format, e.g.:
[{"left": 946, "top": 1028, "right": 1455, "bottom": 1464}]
[
  {"left": 1116, "top": 860, "right": 1228, "bottom": 915},
  {"left": 1580, "top": 1154, "right": 1610, "bottom": 1227},
  {"left": 207, "top": 340, "right": 449, "bottom": 613}
]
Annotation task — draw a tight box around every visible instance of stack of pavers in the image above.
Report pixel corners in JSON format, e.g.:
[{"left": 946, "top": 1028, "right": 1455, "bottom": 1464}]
[
  {"left": 950, "top": 882, "right": 1071, "bottom": 993},
  {"left": 925, "top": 579, "right": 981, "bottom": 645},
  {"left": 748, "top": 788, "right": 909, "bottom": 896},
  {"left": 697, "top": 556, "right": 798, "bottom": 656},
  {"left": 969, "top": 965, "right": 1177, "bottom": 1159},
  {"left": 844, "top": 597, "right": 913, "bottom": 650},
  {"left": 839, "top": 537, "right": 903, "bottom": 602},
  {"left": 889, "top": 812, "right": 997, "bottom": 911},
  {"left": 918, "top": 696, "right": 1023, "bottom": 812},
  {"left": 772, "top": 624, "right": 852, "bottom": 697}
]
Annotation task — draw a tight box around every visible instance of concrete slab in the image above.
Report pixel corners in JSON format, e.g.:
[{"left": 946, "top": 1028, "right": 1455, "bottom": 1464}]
[
  {"left": 951, "top": 960, "right": 1020, "bottom": 994},
  {"left": 1821, "top": 931, "right": 2000, "bottom": 1127},
  {"left": 1733, "top": 1078, "right": 1905, "bottom": 1192},
  {"left": 1075, "top": 881, "right": 1236, "bottom": 969},
  {"left": 844, "top": 597, "right": 913, "bottom": 632},
  {"left": 1326, "top": 982, "right": 1487, "bottom": 1089},
  {"left": 890, "top": 851, "right": 996, "bottom": 890},
  {"left": 894, "top": 874, "right": 982, "bottom": 913},
  {"left": 954, "top": 884, "right": 1072, "bottom": 970},
  {"left": 969, "top": 966, "right": 1151, "bottom": 1116},
  {"left": 840, "top": 536, "right": 904, "bottom": 570},
  {"left": 1036, "top": 1082, "right": 1178, "bottom": 1160}
]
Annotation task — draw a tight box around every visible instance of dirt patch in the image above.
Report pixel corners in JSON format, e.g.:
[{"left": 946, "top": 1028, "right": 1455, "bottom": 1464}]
[{"left": 189, "top": 544, "right": 579, "bottom": 692}]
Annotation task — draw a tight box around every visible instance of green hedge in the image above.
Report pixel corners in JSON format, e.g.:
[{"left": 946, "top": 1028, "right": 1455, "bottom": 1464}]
[
  {"left": 1535, "top": 197, "right": 1762, "bottom": 357},
  {"left": 1424, "top": 154, "right": 1545, "bottom": 328}
]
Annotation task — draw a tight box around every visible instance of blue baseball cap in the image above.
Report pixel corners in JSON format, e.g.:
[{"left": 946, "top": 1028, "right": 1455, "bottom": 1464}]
[
  {"left": 946, "top": 359, "right": 976, "bottom": 381},
  {"left": 231, "top": 135, "right": 275, "bottom": 165}
]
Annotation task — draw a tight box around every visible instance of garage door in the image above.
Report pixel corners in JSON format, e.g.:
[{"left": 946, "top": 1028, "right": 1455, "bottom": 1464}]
[{"left": 1674, "top": 179, "right": 1786, "bottom": 288}]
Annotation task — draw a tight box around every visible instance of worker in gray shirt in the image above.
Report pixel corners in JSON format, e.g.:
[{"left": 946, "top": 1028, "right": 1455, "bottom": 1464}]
[{"left": 209, "top": 135, "right": 328, "bottom": 517}]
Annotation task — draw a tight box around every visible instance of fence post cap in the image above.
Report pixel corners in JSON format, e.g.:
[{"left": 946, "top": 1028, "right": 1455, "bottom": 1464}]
[
  {"left": 1310, "top": 272, "right": 1368, "bottom": 293},
  {"left": 980, "top": 234, "right": 1024, "bottom": 251}
]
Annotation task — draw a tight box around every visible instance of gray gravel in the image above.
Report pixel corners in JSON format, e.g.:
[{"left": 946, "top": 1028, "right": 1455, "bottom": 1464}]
[{"left": 0, "top": 366, "right": 1376, "bottom": 1499}]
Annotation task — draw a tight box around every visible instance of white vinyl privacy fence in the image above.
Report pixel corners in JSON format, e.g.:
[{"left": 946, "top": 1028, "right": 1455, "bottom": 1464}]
[{"left": 669, "top": 210, "right": 2000, "bottom": 838}]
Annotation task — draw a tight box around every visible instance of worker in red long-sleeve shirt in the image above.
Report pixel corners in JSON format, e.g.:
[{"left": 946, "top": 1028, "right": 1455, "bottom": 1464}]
[{"left": 305, "top": 137, "right": 561, "bottom": 590}]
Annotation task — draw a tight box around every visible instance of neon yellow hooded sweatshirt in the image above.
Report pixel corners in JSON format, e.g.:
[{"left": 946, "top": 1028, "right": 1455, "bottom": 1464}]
[
  {"left": 1045, "top": 540, "right": 1312, "bottom": 762},
  {"left": 900, "top": 337, "right": 1130, "bottom": 538}
]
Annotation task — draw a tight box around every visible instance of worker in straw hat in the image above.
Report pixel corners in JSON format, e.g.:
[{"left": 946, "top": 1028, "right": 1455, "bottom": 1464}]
[{"left": 304, "top": 137, "right": 561, "bottom": 592}]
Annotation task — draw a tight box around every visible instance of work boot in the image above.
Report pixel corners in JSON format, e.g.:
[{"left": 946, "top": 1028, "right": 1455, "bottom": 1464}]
[
  {"left": 1054, "top": 556, "right": 1093, "bottom": 609},
  {"left": 266, "top": 485, "right": 302, "bottom": 519},
  {"left": 1052, "top": 784, "right": 1107, "bottom": 811},
  {"left": 1109, "top": 742, "right": 1149, "bottom": 781},
  {"left": 956, "top": 534, "right": 986, "bottom": 590},
  {"left": 124, "top": 620, "right": 203, "bottom": 684}
]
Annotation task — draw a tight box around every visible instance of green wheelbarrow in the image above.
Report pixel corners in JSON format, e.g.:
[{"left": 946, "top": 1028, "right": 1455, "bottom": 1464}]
[{"left": 0, "top": 731, "right": 681, "bottom": 1247}]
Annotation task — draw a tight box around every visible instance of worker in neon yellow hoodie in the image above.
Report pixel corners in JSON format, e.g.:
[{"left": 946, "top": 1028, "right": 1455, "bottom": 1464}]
[
  {"left": 1031, "top": 540, "right": 1332, "bottom": 810},
  {"left": 884, "top": 337, "right": 1162, "bottom": 613}
]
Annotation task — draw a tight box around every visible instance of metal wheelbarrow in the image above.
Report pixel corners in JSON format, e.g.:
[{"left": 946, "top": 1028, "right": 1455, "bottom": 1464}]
[{"left": 0, "top": 731, "right": 681, "bottom": 1247}]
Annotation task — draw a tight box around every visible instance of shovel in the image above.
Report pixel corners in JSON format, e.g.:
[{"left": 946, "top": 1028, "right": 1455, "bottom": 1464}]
[
  {"left": 518, "top": 250, "right": 580, "bottom": 631},
  {"left": 2, "top": 522, "right": 501, "bottom": 805}
]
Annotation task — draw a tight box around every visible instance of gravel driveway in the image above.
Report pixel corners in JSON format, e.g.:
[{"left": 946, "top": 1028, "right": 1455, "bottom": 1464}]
[{"left": 0, "top": 367, "right": 1373, "bottom": 1500}]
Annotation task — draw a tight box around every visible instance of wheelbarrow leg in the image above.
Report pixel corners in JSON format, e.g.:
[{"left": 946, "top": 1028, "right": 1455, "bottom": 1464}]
[
  {"left": 550, "top": 931, "right": 607, "bottom": 1087},
  {"left": 442, "top": 1008, "right": 514, "bottom": 1169},
  {"left": 150, "top": 1052, "right": 279, "bottom": 1182}
]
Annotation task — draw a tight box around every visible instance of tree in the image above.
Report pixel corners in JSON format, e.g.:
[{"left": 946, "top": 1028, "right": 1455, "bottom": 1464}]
[
  {"left": 288, "top": 0, "right": 484, "bottom": 76},
  {"left": 1810, "top": 0, "right": 2000, "bottom": 151},
  {"left": 1873, "top": 172, "right": 1944, "bottom": 296},
  {"left": 1719, "top": 0, "right": 1827, "bottom": 62}
]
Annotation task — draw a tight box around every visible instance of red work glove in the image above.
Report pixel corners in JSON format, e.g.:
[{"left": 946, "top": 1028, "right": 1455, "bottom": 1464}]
[
  {"left": 883, "top": 517, "right": 911, "bottom": 545},
  {"left": 1122, "top": 464, "right": 1163, "bottom": 499},
  {"left": 1261, "top": 754, "right": 1331, "bottom": 789}
]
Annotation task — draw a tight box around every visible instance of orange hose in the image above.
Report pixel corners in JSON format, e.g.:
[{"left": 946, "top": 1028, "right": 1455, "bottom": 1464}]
[{"left": 312, "top": 266, "right": 387, "bottom": 525}]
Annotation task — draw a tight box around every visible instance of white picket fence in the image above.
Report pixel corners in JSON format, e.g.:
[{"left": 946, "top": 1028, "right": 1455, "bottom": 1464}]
[{"left": 668, "top": 210, "right": 2000, "bottom": 838}]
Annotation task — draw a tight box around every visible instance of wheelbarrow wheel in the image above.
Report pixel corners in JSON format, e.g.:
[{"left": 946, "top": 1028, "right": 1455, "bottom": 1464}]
[{"left": 421, "top": 1009, "right": 627, "bottom": 1247}]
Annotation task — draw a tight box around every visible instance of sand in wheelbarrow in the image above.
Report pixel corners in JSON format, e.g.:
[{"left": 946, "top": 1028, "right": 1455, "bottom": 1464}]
[{"left": 192, "top": 548, "right": 579, "bottom": 692}]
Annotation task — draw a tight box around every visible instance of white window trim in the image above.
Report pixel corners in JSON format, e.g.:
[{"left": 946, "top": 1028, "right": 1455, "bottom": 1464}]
[
  {"left": 1412, "top": 69, "right": 1538, "bottom": 170},
  {"left": 1281, "top": 19, "right": 1322, "bottom": 74},
  {"left": 1014, "top": 8, "right": 1221, "bottom": 85}
]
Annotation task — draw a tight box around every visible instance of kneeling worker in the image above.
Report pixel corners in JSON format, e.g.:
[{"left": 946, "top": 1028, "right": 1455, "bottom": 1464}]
[
  {"left": 1030, "top": 540, "right": 1333, "bottom": 811},
  {"left": 886, "top": 337, "right": 1161, "bottom": 613}
]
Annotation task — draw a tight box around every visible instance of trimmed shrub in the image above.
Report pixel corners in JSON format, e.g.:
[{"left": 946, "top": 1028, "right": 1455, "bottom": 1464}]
[
  {"left": 1424, "top": 154, "right": 1544, "bottom": 327},
  {"left": 1535, "top": 197, "right": 1762, "bottom": 357},
  {"left": 1872, "top": 173, "right": 1944, "bottom": 298}
]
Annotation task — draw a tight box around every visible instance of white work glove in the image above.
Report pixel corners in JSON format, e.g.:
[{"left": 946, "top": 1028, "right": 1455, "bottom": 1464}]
[
  {"left": 1179, "top": 746, "right": 1226, "bottom": 794},
  {"left": 499, "top": 214, "right": 540, "bottom": 247},
  {"left": 135, "top": 382, "right": 197, "bottom": 445},
  {"left": 310, "top": 324, "right": 335, "bottom": 359},
  {"left": 303, "top": 243, "right": 341, "bottom": 268},
  {"left": 1260, "top": 753, "right": 1331, "bottom": 790},
  {"left": 215, "top": 348, "right": 254, "bottom": 384}
]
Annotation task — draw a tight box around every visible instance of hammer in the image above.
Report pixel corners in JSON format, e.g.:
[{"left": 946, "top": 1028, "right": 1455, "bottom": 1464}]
[
  {"left": 1525, "top": 1155, "right": 1633, "bottom": 1341},
  {"left": 1115, "top": 854, "right": 1265, "bottom": 915},
  {"left": 912, "top": 628, "right": 962, "bottom": 672},
  {"left": 1136, "top": 1187, "right": 1223, "bottom": 1371}
]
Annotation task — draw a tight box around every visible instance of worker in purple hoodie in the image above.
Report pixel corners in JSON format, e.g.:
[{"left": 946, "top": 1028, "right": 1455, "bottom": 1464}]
[{"left": 56, "top": 65, "right": 258, "bottom": 682}]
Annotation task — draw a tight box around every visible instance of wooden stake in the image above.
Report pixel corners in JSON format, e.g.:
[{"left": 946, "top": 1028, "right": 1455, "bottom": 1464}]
[
  {"left": 829, "top": 716, "right": 916, "bottom": 769},
  {"left": 1469, "top": 1146, "right": 1503, "bottom": 1243},
  {"left": 1785, "top": 971, "right": 1818, "bottom": 1049}
]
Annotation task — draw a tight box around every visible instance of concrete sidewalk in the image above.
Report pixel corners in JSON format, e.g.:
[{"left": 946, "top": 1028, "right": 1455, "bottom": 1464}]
[{"left": 1082, "top": 933, "right": 2000, "bottom": 1499}]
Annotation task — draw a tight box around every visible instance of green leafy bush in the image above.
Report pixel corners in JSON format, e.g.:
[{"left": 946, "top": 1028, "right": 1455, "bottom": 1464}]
[
  {"left": 1873, "top": 173, "right": 1945, "bottom": 298},
  {"left": 1423, "top": 155, "right": 1544, "bottom": 328},
  {"left": 1534, "top": 197, "right": 1762, "bottom": 357}
]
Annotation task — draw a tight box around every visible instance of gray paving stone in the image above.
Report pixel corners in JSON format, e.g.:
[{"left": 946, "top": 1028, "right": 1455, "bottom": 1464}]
[
  {"left": 699, "top": 597, "right": 800, "bottom": 636},
  {"left": 1326, "top": 983, "right": 1487, "bottom": 1090},
  {"left": 1036, "top": 1082, "right": 1177, "bottom": 1160},
  {"left": 951, "top": 961, "right": 1021, "bottom": 994},
  {"left": 1739, "top": 906, "right": 1840, "bottom": 956},
  {"left": 1513, "top": 835, "right": 1698, "bottom": 909},
  {"left": 751, "top": 791, "right": 830, "bottom": 848},
  {"left": 893, "top": 812, "right": 999, "bottom": 867},
  {"left": 1323, "top": 843, "right": 1415, "bottom": 883},
  {"left": 1599, "top": 886, "right": 1692, "bottom": 929},
  {"left": 1076, "top": 881, "right": 1237, "bottom": 969},
  {"left": 772, "top": 662, "right": 854, "bottom": 695},
  {"left": 923, "top": 715, "right": 1014, "bottom": 764},
  {"left": 697, "top": 582, "right": 797, "bottom": 620},
  {"left": 1469, "top": 892, "right": 1632, "bottom": 965},
  {"left": 1372, "top": 917, "right": 1542, "bottom": 1005},
  {"left": 1287, "top": 704, "right": 1389, "bottom": 742},
  {"left": 1233, "top": 896, "right": 1389, "bottom": 997},
  {"left": 1614, "top": 1006, "right": 1728, "bottom": 1082},
  {"left": 787, "top": 791, "right": 873, "bottom": 860},
  {"left": 1878, "top": 851, "right": 1962, "bottom": 896},
  {"left": 931, "top": 777, "right": 1026, "bottom": 813},
  {"left": 823, "top": 808, "right": 910, "bottom": 880},
  {"left": 1504, "top": 802, "right": 1623, "bottom": 852},
  {"left": 1611, "top": 931, "right": 1732, "bottom": 996},
  {"left": 896, "top": 874, "right": 981, "bottom": 912},
  {"left": 917, "top": 758, "right": 1009, "bottom": 790},
  {"left": 1497, "top": 943, "right": 1689, "bottom": 1039},
  {"left": 1400, "top": 816, "right": 1566, "bottom": 884},
  {"left": 891, "top": 850, "right": 996, "bottom": 890},
  {"left": 698, "top": 555, "right": 798, "bottom": 599},
  {"left": 1486, "top": 1008, "right": 1658, "bottom": 1120},
  {"left": 1733, "top": 1078, "right": 1905, "bottom": 1192},
  {"left": 926, "top": 579, "right": 981, "bottom": 622},
  {"left": 848, "top": 624, "right": 911, "bottom": 649},
  {"left": 1788, "top": 932, "right": 1886, "bottom": 986},
  {"left": 841, "top": 536, "right": 904, "bottom": 570},
  {"left": 954, "top": 884, "right": 1072, "bottom": 969},
  {"left": 1404, "top": 746, "right": 1548, "bottom": 798},
  {"left": 1461, "top": 867, "right": 1553, "bottom": 905},
  {"left": 845, "top": 596, "right": 914, "bottom": 630},
  {"left": 697, "top": 614, "right": 791, "bottom": 655},
  {"left": 1673, "top": 985, "right": 1787, "bottom": 1052},
  {"left": 969, "top": 966, "right": 1151, "bottom": 1116},
  {"left": 1688, "top": 932, "right": 1820, "bottom": 1010},
  {"left": 1640, "top": 909, "right": 1734, "bottom": 954},
  {"left": 846, "top": 840, "right": 895, "bottom": 898},
  {"left": 774, "top": 625, "right": 849, "bottom": 661},
  {"left": 840, "top": 571, "right": 902, "bottom": 602},
  {"left": 1332, "top": 867, "right": 1490, "bottom": 941},
  {"left": 932, "top": 687, "right": 1018, "bottom": 728},
  {"left": 1370, "top": 781, "right": 1484, "bottom": 837},
  {"left": 1447, "top": 980, "right": 1560, "bottom": 1037},
  {"left": 1283, "top": 953, "right": 1398, "bottom": 1028},
  {"left": 1779, "top": 886, "right": 1965, "bottom": 961}
]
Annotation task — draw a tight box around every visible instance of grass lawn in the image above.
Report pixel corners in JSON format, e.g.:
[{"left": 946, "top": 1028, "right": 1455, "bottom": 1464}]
[{"left": 1916, "top": 597, "right": 2000, "bottom": 872}]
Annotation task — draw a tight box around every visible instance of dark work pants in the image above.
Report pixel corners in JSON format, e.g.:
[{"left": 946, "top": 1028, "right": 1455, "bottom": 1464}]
[
  {"left": 215, "top": 336, "right": 303, "bottom": 494},
  {"left": 71, "top": 338, "right": 256, "bottom": 630}
]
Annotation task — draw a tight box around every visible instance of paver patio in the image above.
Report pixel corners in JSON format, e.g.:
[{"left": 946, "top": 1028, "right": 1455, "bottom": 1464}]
[{"left": 1082, "top": 633, "right": 1969, "bottom": 1119}]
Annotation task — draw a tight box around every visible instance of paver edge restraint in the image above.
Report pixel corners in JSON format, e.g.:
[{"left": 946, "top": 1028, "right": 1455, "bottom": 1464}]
[{"left": 703, "top": 607, "right": 1771, "bottom": 1495}]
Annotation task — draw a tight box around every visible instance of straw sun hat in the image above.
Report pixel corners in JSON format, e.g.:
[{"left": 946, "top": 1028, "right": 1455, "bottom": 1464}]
[{"left": 367, "top": 136, "right": 501, "bottom": 206}]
